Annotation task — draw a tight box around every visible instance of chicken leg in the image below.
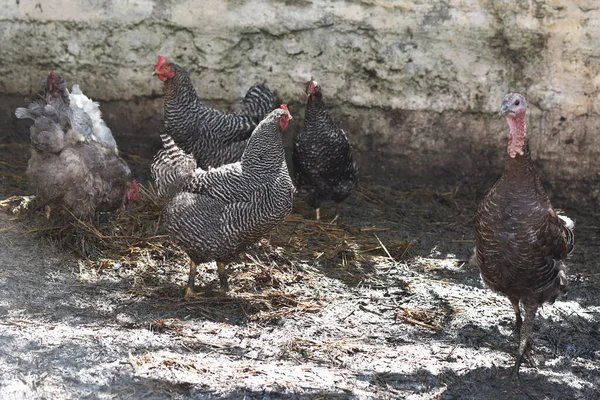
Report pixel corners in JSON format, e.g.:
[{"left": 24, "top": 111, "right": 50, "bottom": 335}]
[
  {"left": 315, "top": 208, "right": 320, "bottom": 221},
  {"left": 184, "top": 259, "right": 198, "bottom": 299},
  {"left": 217, "top": 261, "right": 229, "bottom": 292},
  {"left": 330, "top": 203, "right": 341, "bottom": 224}
]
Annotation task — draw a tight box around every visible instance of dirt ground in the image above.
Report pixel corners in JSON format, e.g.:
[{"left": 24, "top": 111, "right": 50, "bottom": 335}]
[{"left": 1, "top": 130, "right": 599, "bottom": 400}]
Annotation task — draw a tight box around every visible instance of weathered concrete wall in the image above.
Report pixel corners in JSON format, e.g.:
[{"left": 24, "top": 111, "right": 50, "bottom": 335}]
[{"left": 1, "top": 0, "right": 599, "bottom": 191}]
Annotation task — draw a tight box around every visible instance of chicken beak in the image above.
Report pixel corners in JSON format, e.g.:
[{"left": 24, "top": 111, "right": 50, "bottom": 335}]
[{"left": 151, "top": 70, "right": 157, "bottom": 76}]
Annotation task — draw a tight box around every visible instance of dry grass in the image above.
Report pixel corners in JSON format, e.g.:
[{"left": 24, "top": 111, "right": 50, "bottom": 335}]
[{"left": 0, "top": 183, "right": 421, "bottom": 322}]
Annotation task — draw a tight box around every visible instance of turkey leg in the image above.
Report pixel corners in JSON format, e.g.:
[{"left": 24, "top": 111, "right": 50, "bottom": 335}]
[
  {"left": 510, "top": 301, "right": 538, "bottom": 382},
  {"left": 509, "top": 296, "right": 523, "bottom": 333}
]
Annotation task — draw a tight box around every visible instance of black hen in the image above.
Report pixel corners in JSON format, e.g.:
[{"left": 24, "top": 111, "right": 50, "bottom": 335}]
[
  {"left": 152, "top": 105, "right": 295, "bottom": 296},
  {"left": 474, "top": 93, "right": 575, "bottom": 380},
  {"left": 293, "top": 78, "right": 358, "bottom": 221},
  {"left": 153, "top": 56, "right": 275, "bottom": 169}
]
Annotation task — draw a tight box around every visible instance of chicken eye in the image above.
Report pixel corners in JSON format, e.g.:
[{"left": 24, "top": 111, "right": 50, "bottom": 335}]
[{"left": 514, "top": 100, "right": 520, "bottom": 106}]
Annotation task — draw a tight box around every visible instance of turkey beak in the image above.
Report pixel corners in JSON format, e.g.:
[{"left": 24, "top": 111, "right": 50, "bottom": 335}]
[
  {"left": 152, "top": 70, "right": 157, "bottom": 76},
  {"left": 499, "top": 103, "right": 510, "bottom": 115}
]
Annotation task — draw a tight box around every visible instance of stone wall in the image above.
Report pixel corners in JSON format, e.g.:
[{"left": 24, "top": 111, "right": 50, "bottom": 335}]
[{"left": 1, "top": 0, "right": 599, "bottom": 192}]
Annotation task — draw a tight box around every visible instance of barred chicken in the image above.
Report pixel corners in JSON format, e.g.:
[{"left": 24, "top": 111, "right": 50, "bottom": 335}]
[
  {"left": 152, "top": 105, "right": 294, "bottom": 296},
  {"left": 153, "top": 56, "right": 275, "bottom": 169},
  {"left": 474, "top": 93, "right": 575, "bottom": 380},
  {"left": 293, "top": 78, "right": 358, "bottom": 221},
  {"left": 43, "top": 72, "right": 118, "bottom": 154},
  {"left": 15, "top": 98, "right": 138, "bottom": 219}
]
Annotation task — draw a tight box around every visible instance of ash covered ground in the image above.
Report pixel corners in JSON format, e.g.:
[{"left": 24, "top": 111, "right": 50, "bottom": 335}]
[{"left": 0, "top": 125, "right": 599, "bottom": 400}]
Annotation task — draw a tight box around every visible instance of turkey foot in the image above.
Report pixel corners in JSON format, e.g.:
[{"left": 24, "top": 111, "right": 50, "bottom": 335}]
[
  {"left": 315, "top": 208, "right": 320, "bottom": 221},
  {"left": 184, "top": 260, "right": 200, "bottom": 299},
  {"left": 217, "top": 262, "right": 229, "bottom": 292}
]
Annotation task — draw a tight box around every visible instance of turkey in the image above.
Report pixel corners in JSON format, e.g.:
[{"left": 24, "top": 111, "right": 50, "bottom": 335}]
[
  {"left": 42, "top": 72, "right": 118, "bottom": 154},
  {"left": 152, "top": 105, "right": 294, "bottom": 297},
  {"left": 293, "top": 78, "right": 358, "bottom": 221},
  {"left": 15, "top": 98, "right": 139, "bottom": 219},
  {"left": 153, "top": 55, "right": 275, "bottom": 169},
  {"left": 474, "top": 93, "right": 575, "bottom": 380}
]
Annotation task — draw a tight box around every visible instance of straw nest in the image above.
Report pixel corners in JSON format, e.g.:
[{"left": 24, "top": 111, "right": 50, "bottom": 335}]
[{"left": 0, "top": 184, "right": 416, "bottom": 321}]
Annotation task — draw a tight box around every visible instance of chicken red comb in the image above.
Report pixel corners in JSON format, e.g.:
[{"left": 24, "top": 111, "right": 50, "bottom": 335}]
[
  {"left": 155, "top": 56, "right": 168, "bottom": 71},
  {"left": 279, "top": 104, "right": 293, "bottom": 122}
]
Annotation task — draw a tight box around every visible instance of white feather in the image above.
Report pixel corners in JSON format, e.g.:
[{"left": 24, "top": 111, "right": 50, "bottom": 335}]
[
  {"left": 558, "top": 214, "right": 574, "bottom": 229},
  {"left": 69, "top": 84, "right": 118, "bottom": 154}
]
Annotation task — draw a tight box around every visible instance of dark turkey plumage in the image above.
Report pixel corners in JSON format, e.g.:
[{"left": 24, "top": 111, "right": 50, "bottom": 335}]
[
  {"left": 15, "top": 97, "right": 138, "bottom": 219},
  {"left": 152, "top": 106, "right": 295, "bottom": 295},
  {"left": 474, "top": 93, "right": 575, "bottom": 380},
  {"left": 153, "top": 56, "right": 275, "bottom": 169},
  {"left": 293, "top": 78, "right": 358, "bottom": 220}
]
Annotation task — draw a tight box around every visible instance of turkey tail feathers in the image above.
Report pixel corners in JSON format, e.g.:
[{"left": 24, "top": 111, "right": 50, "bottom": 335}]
[{"left": 558, "top": 213, "right": 575, "bottom": 255}]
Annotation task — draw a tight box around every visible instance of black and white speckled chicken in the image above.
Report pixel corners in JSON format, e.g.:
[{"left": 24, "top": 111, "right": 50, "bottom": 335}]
[
  {"left": 153, "top": 56, "right": 275, "bottom": 169},
  {"left": 293, "top": 78, "right": 358, "bottom": 221},
  {"left": 15, "top": 98, "right": 138, "bottom": 219},
  {"left": 474, "top": 93, "right": 575, "bottom": 380},
  {"left": 43, "top": 72, "right": 118, "bottom": 154},
  {"left": 152, "top": 105, "right": 294, "bottom": 296}
]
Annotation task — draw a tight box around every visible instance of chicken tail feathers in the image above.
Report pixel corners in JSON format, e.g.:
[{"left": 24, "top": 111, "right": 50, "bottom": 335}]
[
  {"left": 231, "top": 84, "right": 275, "bottom": 123},
  {"left": 151, "top": 134, "right": 199, "bottom": 198}
]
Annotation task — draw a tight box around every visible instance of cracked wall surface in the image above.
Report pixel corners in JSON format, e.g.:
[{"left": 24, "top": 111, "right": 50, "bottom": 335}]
[{"left": 1, "top": 0, "right": 599, "bottom": 191}]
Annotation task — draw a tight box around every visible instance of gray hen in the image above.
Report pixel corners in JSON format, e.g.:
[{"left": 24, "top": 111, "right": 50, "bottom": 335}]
[
  {"left": 152, "top": 105, "right": 294, "bottom": 296},
  {"left": 474, "top": 93, "right": 575, "bottom": 380},
  {"left": 293, "top": 78, "right": 358, "bottom": 221},
  {"left": 43, "top": 72, "right": 118, "bottom": 154},
  {"left": 153, "top": 56, "right": 275, "bottom": 169},
  {"left": 15, "top": 99, "right": 138, "bottom": 219}
]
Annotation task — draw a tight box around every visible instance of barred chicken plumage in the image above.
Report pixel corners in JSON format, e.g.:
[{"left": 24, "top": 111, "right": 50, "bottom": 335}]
[
  {"left": 474, "top": 93, "right": 575, "bottom": 380},
  {"left": 152, "top": 105, "right": 294, "bottom": 296},
  {"left": 153, "top": 56, "right": 275, "bottom": 169},
  {"left": 293, "top": 78, "right": 358, "bottom": 221},
  {"left": 43, "top": 72, "right": 118, "bottom": 154},
  {"left": 15, "top": 98, "right": 138, "bottom": 219}
]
